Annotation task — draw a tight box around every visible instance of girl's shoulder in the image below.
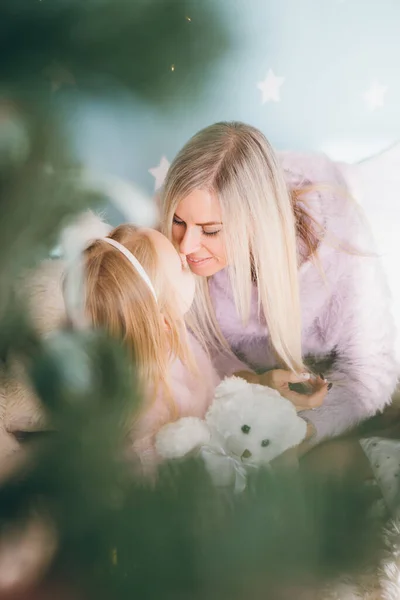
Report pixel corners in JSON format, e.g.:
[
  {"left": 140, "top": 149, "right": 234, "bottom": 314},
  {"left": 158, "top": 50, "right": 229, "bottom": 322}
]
[
  {"left": 167, "top": 333, "right": 220, "bottom": 417},
  {"left": 131, "top": 333, "right": 219, "bottom": 466}
]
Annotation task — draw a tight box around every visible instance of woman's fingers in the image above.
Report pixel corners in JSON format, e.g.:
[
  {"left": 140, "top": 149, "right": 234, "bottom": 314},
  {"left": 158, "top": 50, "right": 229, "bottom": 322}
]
[
  {"left": 303, "top": 385, "right": 328, "bottom": 408},
  {"left": 279, "top": 389, "right": 311, "bottom": 406},
  {"left": 274, "top": 369, "right": 311, "bottom": 385},
  {"left": 259, "top": 369, "right": 310, "bottom": 388},
  {"left": 278, "top": 379, "right": 329, "bottom": 409},
  {"left": 301, "top": 376, "right": 329, "bottom": 407},
  {"left": 256, "top": 369, "right": 331, "bottom": 410}
]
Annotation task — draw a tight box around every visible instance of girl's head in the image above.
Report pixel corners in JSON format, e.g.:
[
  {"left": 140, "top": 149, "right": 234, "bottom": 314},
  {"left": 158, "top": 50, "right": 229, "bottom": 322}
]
[
  {"left": 83, "top": 225, "right": 195, "bottom": 399},
  {"left": 161, "top": 121, "right": 303, "bottom": 372}
]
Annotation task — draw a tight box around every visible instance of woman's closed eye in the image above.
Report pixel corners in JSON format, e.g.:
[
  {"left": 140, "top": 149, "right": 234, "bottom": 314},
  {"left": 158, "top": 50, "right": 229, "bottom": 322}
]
[
  {"left": 202, "top": 228, "right": 221, "bottom": 237},
  {"left": 173, "top": 216, "right": 221, "bottom": 237}
]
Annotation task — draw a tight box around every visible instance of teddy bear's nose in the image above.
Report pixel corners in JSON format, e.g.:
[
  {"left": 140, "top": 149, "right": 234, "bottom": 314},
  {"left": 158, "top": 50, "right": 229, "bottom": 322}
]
[{"left": 241, "top": 449, "right": 252, "bottom": 459}]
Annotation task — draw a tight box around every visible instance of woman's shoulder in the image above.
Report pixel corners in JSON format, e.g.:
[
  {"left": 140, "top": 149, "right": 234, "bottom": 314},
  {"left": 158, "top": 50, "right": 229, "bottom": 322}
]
[
  {"left": 279, "top": 151, "right": 349, "bottom": 216},
  {"left": 278, "top": 151, "right": 373, "bottom": 252},
  {"left": 279, "top": 150, "right": 347, "bottom": 187}
]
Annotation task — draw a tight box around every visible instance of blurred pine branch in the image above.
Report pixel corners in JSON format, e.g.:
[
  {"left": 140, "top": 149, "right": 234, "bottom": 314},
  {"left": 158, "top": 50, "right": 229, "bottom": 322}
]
[{"left": 0, "top": 0, "right": 231, "bottom": 101}]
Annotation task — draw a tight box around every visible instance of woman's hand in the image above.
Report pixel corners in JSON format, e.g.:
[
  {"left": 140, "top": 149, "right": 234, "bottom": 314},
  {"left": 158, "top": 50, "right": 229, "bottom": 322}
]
[
  {"left": 258, "top": 369, "right": 329, "bottom": 411},
  {"left": 234, "top": 369, "right": 330, "bottom": 411}
]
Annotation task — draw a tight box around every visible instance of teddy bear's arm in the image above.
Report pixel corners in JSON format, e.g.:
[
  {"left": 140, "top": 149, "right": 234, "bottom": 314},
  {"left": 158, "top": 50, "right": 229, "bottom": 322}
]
[{"left": 155, "top": 417, "right": 211, "bottom": 460}]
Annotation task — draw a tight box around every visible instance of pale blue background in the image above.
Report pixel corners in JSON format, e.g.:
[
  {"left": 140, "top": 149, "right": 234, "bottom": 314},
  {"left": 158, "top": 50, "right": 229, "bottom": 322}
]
[{"left": 66, "top": 0, "right": 400, "bottom": 197}]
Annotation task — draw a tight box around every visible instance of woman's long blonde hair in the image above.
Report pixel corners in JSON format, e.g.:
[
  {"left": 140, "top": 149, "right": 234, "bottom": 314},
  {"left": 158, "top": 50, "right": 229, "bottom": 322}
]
[
  {"left": 83, "top": 224, "right": 192, "bottom": 414},
  {"left": 161, "top": 122, "right": 316, "bottom": 373}
]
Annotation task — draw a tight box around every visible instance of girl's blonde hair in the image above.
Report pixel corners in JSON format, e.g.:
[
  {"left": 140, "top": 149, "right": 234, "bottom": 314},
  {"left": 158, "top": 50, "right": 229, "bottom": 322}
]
[
  {"left": 161, "top": 122, "right": 316, "bottom": 373},
  {"left": 83, "top": 224, "right": 193, "bottom": 415}
]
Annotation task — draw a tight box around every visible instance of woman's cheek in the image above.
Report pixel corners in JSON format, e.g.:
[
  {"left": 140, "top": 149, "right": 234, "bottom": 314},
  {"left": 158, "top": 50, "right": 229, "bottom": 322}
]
[
  {"left": 171, "top": 224, "right": 182, "bottom": 245},
  {"left": 210, "top": 236, "right": 227, "bottom": 262}
]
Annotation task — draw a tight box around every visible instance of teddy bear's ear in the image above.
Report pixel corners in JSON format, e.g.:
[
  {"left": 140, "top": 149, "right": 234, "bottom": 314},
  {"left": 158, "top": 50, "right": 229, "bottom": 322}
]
[{"left": 214, "top": 376, "right": 251, "bottom": 399}]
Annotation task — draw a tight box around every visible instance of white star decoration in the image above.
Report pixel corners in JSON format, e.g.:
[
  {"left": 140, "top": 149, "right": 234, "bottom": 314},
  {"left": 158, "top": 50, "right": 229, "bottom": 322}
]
[
  {"left": 257, "top": 69, "right": 285, "bottom": 103},
  {"left": 149, "top": 156, "right": 170, "bottom": 191},
  {"left": 363, "top": 81, "right": 388, "bottom": 111}
]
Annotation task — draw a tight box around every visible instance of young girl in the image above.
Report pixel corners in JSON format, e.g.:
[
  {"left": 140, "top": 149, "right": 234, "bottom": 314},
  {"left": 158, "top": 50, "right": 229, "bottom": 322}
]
[{"left": 80, "top": 222, "right": 325, "bottom": 470}]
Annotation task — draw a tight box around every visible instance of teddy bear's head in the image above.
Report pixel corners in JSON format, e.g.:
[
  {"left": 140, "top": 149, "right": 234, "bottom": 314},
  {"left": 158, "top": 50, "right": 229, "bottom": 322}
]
[{"left": 206, "top": 377, "right": 307, "bottom": 466}]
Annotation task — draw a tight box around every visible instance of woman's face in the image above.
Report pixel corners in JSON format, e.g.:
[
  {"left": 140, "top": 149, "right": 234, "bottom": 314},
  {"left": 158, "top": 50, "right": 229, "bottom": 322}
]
[
  {"left": 145, "top": 229, "right": 195, "bottom": 315},
  {"left": 171, "top": 189, "right": 227, "bottom": 277}
]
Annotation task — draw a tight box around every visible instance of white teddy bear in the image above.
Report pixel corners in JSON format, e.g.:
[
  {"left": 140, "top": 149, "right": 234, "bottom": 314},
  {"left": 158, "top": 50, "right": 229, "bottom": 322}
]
[{"left": 155, "top": 376, "right": 307, "bottom": 492}]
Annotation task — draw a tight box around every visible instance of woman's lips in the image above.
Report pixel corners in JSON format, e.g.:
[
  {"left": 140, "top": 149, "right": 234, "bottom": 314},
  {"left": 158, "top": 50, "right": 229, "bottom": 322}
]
[{"left": 187, "top": 256, "right": 212, "bottom": 265}]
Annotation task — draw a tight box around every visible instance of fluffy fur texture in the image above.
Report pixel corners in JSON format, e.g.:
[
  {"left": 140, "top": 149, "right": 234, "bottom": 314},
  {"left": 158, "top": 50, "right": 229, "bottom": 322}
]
[
  {"left": 321, "top": 516, "right": 400, "bottom": 600},
  {"left": 155, "top": 376, "right": 307, "bottom": 492},
  {"left": 380, "top": 518, "right": 400, "bottom": 600},
  {"left": 0, "top": 259, "right": 66, "bottom": 464},
  {"left": 59, "top": 210, "right": 112, "bottom": 329},
  {"left": 2, "top": 212, "right": 112, "bottom": 448},
  {"left": 337, "top": 142, "right": 400, "bottom": 364},
  {"left": 209, "top": 152, "right": 399, "bottom": 443},
  {"left": 59, "top": 210, "right": 112, "bottom": 262}
]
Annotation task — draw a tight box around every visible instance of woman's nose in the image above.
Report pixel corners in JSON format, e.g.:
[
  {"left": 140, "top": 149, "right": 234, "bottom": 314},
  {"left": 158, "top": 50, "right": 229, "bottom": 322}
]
[{"left": 179, "top": 228, "right": 201, "bottom": 255}]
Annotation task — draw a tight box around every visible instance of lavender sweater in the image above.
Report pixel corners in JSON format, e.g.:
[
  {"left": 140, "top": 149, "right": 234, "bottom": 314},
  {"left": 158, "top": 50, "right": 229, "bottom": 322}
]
[{"left": 209, "top": 152, "right": 399, "bottom": 443}]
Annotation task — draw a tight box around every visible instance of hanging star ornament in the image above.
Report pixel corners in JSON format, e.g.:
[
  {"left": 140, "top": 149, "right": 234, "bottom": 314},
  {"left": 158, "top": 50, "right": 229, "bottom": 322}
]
[
  {"left": 257, "top": 69, "right": 285, "bottom": 104},
  {"left": 363, "top": 81, "right": 388, "bottom": 111},
  {"left": 149, "top": 156, "right": 170, "bottom": 191}
]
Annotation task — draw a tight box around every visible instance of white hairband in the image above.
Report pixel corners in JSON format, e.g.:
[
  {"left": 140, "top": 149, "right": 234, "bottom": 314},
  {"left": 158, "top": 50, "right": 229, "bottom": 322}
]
[{"left": 101, "top": 237, "right": 158, "bottom": 302}]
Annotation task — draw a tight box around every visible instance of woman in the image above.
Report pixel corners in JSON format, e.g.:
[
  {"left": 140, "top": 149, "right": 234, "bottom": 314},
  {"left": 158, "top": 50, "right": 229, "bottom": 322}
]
[{"left": 160, "top": 121, "right": 398, "bottom": 447}]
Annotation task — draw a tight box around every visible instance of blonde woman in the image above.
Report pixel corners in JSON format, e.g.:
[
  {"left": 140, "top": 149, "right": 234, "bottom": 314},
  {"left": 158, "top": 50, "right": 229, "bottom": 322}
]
[{"left": 160, "top": 121, "right": 398, "bottom": 450}]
